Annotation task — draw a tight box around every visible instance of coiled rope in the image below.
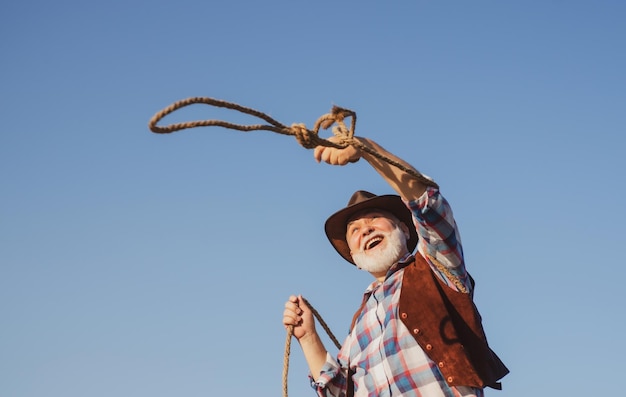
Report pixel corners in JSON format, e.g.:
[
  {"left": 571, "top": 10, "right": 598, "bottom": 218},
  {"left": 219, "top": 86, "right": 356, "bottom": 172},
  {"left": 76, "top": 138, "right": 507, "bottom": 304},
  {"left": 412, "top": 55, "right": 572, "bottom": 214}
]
[{"left": 148, "top": 97, "right": 438, "bottom": 189}]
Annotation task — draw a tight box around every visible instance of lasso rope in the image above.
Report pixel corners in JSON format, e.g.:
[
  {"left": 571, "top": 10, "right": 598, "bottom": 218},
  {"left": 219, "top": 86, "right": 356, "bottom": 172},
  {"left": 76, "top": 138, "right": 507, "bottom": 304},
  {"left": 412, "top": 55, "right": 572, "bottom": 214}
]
[
  {"left": 283, "top": 298, "right": 341, "bottom": 397},
  {"left": 148, "top": 97, "right": 440, "bottom": 395},
  {"left": 148, "top": 97, "right": 438, "bottom": 189}
]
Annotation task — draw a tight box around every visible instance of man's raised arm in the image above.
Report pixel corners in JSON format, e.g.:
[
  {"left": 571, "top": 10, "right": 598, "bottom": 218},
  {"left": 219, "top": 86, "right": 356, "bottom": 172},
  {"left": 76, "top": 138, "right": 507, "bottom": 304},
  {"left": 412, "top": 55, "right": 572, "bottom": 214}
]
[{"left": 313, "top": 136, "right": 431, "bottom": 201}]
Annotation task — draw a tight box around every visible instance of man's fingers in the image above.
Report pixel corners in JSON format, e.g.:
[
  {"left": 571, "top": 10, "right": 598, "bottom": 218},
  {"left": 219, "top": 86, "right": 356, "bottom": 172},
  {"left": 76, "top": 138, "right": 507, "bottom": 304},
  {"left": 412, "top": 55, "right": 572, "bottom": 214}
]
[
  {"left": 284, "top": 301, "right": 302, "bottom": 315},
  {"left": 313, "top": 146, "right": 323, "bottom": 163},
  {"left": 314, "top": 146, "right": 358, "bottom": 166},
  {"left": 283, "top": 297, "right": 304, "bottom": 326},
  {"left": 283, "top": 312, "right": 301, "bottom": 325}
]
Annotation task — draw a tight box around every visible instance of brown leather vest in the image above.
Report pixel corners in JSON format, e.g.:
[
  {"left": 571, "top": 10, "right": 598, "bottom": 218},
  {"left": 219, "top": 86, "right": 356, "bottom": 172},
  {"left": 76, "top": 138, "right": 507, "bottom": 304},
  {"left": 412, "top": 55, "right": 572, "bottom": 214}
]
[{"left": 350, "top": 254, "right": 509, "bottom": 390}]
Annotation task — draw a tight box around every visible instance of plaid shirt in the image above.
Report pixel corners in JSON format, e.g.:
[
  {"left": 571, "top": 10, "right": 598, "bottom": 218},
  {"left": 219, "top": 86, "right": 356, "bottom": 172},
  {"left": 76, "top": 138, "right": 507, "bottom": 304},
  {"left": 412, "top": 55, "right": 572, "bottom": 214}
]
[{"left": 311, "top": 187, "right": 482, "bottom": 397}]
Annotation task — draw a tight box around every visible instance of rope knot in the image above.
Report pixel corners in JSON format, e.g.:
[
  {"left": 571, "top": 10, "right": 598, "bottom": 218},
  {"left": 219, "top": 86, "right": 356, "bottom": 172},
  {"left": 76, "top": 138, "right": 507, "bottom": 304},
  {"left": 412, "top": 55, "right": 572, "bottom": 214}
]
[
  {"left": 290, "top": 123, "right": 318, "bottom": 149},
  {"left": 314, "top": 105, "right": 356, "bottom": 144}
]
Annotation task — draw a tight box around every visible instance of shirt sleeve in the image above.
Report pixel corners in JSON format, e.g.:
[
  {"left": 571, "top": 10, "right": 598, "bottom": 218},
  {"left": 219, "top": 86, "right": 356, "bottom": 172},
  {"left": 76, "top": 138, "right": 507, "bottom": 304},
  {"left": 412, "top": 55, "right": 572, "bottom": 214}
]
[
  {"left": 406, "top": 187, "right": 473, "bottom": 293},
  {"left": 309, "top": 353, "right": 349, "bottom": 397}
]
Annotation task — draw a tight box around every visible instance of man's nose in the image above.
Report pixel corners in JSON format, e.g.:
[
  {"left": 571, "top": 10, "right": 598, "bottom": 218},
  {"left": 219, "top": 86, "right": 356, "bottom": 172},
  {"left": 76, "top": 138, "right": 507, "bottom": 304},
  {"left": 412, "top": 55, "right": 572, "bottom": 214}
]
[{"left": 361, "top": 224, "right": 375, "bottom": 236}]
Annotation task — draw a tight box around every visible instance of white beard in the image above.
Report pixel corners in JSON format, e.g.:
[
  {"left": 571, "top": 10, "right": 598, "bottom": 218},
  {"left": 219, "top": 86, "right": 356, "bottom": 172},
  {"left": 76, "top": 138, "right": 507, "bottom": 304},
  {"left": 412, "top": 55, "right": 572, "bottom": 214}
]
[{"left": 352, "top": 225, "right": 408, "bottom": 274}]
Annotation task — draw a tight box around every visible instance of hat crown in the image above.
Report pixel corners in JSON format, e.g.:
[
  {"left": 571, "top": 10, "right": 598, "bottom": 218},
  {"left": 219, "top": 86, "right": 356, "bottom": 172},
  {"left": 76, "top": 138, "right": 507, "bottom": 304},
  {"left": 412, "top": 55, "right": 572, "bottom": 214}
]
[{"left": 347, "top": 190, "right": 377, "bottom": 206}]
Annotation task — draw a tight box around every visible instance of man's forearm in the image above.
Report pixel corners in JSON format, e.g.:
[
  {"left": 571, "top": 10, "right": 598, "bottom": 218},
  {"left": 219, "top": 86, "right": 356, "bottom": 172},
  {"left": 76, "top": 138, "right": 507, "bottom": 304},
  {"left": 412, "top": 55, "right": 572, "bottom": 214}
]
[
  {"left": 298, "top": 332, "right": 329, "bottom": 381},
  {"left": 355, "top": 137, "right": 429, "bottom": 201}
]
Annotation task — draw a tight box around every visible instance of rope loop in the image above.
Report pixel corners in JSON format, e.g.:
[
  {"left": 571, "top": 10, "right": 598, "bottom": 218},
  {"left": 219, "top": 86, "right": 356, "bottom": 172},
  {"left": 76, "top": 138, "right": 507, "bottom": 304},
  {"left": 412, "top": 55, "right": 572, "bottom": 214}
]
[
  {"left": 148, "top": 96, "right": 291, "bottom": 135},
  {"left": 148, "top": 96, "right": 439, "bottom": 188}
]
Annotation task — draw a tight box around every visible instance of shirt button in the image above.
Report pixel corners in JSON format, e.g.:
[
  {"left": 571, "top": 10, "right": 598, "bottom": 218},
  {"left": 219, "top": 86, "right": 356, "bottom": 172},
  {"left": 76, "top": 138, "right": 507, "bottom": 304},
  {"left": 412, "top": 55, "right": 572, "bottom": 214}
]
[
  {"left": 438, "top": 361, "right": 445, "bottom": 368},
  {"left": 400, "top": 312, "right": 408, "bottom": 319},
  {"left": 412, "top": 328, "right": 420, "bottom": 335},
  {"left": 426, "top": 344, "right": 433, "bottom": 350},
  {"left": 447, "top": 376, "right": 454, "bottom": 383}
]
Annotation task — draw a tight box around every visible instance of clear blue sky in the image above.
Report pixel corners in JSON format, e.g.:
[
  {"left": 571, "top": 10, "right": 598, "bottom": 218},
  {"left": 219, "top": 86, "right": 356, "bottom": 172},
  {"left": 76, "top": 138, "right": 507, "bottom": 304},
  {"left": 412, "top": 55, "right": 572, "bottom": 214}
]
[{"left": 2, "top": 1, "right": 625, "bottom": 396}]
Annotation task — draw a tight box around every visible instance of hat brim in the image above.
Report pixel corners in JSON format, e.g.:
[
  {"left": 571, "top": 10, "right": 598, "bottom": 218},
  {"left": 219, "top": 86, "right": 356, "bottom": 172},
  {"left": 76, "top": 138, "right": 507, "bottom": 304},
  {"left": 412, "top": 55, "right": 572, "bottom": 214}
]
[{"left": 324, "top": 194, "right": 418, "bottom": 265}]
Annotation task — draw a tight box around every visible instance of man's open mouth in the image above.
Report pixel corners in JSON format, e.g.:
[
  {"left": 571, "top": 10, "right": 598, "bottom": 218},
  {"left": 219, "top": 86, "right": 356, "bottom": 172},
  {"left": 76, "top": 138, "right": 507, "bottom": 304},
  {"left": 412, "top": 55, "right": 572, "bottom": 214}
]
[{"left": 364, "top": 236, "right": 384, "bottom": 251}]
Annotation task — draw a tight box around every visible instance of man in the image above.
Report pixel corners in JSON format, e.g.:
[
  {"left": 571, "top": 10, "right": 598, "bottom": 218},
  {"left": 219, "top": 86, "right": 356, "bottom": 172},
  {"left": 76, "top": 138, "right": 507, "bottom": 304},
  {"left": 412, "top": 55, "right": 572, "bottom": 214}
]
[{"left": 282, "top": 136, "right": 509, "bottom": 397}]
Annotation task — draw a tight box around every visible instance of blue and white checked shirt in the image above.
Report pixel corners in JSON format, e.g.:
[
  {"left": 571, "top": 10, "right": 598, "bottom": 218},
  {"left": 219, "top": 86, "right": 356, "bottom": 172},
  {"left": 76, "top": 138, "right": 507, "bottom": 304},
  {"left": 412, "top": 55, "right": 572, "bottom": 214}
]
[{"left": 312, "top": 187, "right": 482, "bottom": 397}]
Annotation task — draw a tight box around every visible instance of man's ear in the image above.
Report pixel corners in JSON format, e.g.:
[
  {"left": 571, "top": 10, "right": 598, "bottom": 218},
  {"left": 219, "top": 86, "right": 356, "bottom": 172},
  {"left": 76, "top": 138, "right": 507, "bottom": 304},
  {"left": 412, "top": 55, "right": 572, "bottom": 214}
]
[{"left": 400, "top": 222, "right": 411, "bottom": 241}]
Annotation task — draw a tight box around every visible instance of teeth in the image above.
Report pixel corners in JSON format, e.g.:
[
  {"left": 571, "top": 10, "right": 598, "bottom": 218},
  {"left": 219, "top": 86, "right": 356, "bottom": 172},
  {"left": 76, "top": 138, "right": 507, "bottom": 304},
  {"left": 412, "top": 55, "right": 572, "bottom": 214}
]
[{"left": 365, "top": 236, "right": 383, "bottom": 250}]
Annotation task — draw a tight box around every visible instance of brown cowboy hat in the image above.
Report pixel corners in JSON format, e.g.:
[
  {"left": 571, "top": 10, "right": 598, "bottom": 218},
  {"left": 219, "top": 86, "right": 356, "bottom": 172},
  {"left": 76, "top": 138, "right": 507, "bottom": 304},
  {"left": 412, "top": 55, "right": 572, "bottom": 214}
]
[{"left": 324, "top": 190, "right": 418, "bottom": 265}]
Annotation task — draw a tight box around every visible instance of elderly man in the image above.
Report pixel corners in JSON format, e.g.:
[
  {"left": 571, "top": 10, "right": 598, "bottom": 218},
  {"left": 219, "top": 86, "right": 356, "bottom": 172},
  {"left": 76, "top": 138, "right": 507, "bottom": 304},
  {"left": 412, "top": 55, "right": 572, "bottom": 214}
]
[{"left": 283, "top": 136, "right": 508, "bottom": 397}]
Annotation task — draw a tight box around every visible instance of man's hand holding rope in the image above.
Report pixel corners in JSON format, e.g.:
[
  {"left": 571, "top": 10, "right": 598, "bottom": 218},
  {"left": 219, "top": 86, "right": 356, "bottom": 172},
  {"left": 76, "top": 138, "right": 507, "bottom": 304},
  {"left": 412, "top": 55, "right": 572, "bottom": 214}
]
[
  {"left": 314, "top": 135, "right": 361, "bottom": 166},
  {"left": 282, "top": 295, "right": 337, "bottom": 396}
]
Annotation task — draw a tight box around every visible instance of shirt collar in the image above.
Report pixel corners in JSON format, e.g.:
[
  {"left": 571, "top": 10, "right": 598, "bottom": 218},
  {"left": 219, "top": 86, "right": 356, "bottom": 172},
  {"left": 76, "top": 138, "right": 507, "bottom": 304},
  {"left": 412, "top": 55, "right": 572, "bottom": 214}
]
[{"left": 385, "top": 253, "right": 414, "bottom": 277}]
